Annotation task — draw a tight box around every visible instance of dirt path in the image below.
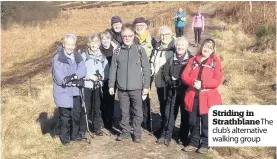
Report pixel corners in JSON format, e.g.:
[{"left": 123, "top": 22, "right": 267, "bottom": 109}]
[{"left": 72, "top": 5, "right": 217, "bottom": 159}]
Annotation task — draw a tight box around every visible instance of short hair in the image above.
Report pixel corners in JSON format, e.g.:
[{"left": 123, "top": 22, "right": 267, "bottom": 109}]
[
  {"left": 175, "top": 36, "right": 189, "bottom": 49},
  {"left": 100, "top": 31, "right": 112, "bottom": 40},
  {"left": 158, "top": 26, "right": 172, "bottom": 38},
  {"left": 63, "top": 33, "right": 77, "bottom": 44},
  {"left": 87, "top": 34, "right": 100, "bottom": 44},
  {"left": 121, "top": 23, "right": 135, "bottom": 35}
]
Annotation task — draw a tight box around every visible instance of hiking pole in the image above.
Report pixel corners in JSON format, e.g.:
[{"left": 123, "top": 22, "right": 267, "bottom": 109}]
[{"left": 79, "top": 86, "right": 94, "bottom": 141}]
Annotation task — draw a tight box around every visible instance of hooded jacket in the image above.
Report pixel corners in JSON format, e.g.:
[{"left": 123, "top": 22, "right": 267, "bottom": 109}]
[
  {"left": 81, "top": 49, "right": 109, "bottom": 89},
  {"left": 52, "top": 46, "right": 86, "bottom": 108}
]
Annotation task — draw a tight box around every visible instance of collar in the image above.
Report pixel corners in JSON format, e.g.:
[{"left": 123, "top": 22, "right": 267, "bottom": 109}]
[
  {"left": 173, "top": 50, "right": 190, "bottom": 62},
  {"left": 157, "top": 39, "right": 175, "bottom": 51},
  {"left": 57, "top": 46, "right": 83, "bottom": 64},
  {"left": 121, "top": 43, "right": 135, "bottom": 49}
]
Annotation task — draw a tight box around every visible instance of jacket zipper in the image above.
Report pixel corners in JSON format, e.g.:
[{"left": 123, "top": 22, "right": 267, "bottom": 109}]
[{"left": 126, "top": 48, "right": 129, "bottom": 90}]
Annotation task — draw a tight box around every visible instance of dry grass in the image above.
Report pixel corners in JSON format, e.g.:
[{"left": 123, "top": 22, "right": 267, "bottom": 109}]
[
  {"left": 209, "top": 16, "right": 276, "bottom": 159},
  {"left": 2, "top": 1, "right": 276, "bottom": 159},
  {"left": 1, "top": 2, "right": 201, "bottom": 159}
]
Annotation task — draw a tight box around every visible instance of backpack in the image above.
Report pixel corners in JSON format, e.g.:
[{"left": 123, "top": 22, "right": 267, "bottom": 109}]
[{"left": 194, "top": 15, "right": 203, "bottom": 23}]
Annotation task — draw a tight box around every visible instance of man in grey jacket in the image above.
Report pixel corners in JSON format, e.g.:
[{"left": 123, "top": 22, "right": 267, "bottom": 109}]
[{"left": 109, "top": 24, "right": 151, "bottom": 143}]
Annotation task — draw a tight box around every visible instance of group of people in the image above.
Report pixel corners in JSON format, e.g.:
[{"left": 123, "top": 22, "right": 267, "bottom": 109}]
[
  {"left": 173, "top": 7, "right": 205, "bottom": 47},
  {"left": 52, "top": 7, "right": 223, "bottom": 154}
]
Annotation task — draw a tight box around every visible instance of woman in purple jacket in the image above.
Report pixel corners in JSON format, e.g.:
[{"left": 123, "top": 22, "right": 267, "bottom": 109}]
[{"left": 52, "top": 33, "right": 87, "bottom": 145}]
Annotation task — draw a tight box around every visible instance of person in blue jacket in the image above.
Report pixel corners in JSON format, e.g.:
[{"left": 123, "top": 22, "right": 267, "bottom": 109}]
[
  {"left": 80, "top": 34, "right": 109, "bottom": 137},
  {"left": 173, "top": 7, "right": 187, "bottom": 37},
  {"left": 52, "top": 33, "right": 87, "bottom": 145}
]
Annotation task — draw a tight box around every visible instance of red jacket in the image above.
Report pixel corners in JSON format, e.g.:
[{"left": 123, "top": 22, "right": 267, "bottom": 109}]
[{"left": 181, "top": 54, "right": 223, "bottom": 115}]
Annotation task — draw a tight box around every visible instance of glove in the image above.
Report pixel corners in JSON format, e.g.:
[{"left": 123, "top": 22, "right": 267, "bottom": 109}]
[
  {"left": 72, "top": 78, "right": 85, "bottom": 87},
  {"left": 177, "top": 17, "right": 181, "bottom": 21},
  {"left": 63, "top": 74, "right": 77, "bottom": 86}
]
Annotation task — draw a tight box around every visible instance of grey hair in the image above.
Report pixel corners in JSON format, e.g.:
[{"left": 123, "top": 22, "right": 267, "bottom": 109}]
[
  {"left": 158, "top": 26, "right": 172, "bottom": 38},
  {"left": 175, "top": 36, "right": 189, "bottom": 48},
  {"left": 63, "top": 33, "right": 77, "bottom": 44},
  {"left": 88, "top": 34, "right": 100, "bottom": 43}
]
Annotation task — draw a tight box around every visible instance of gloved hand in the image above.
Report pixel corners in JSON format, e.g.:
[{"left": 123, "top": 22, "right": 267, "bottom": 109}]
[
  {"left": 72, "top": 78, "right": 85, "bottom": 87},
  {"left": 177, "top": 17, "right": 181, "bottom": 21},
  {"left": 63, "top": 74, "right": 77, "bottom": 86}
]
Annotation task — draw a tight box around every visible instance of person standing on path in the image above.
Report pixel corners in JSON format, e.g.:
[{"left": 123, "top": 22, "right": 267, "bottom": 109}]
[
  {"left": 52, "top": 33, "right": 87, "bottom": 145},
  {"left": 173, "top": 7, "right": 187, "bottom": 37},
  {"left": 80, "top": 34, "right": 109, "bottom": 137},
  {"left": 109, "top": 24, "right": 151, "bottom": 143},
  {"left": 133, "top": 17, "right": 157, "bottom": 132},
  {"left": 157, "top": 36, "right": 191, "bottom": 147},
  {"left": 181, "top": 38, "right": 223, "bottom": 154},
  {"left": 192, "top": 8, "right": 205, "bottom": 47},
  {"left": 150, "top": 26, "right": 175, "bottom": 136}
]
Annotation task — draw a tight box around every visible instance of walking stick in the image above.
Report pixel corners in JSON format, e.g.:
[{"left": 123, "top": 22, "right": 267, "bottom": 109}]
[{"left": 79, "top": 86, "right": 94, "bottom": 141}]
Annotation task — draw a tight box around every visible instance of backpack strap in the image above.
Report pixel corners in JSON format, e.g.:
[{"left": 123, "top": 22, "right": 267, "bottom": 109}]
[
  {"left": 113, "top": 46, "right": 121, "bottom": 64},
  {"left": 192, "top": 57, "right": 214, "bottom": 71}
]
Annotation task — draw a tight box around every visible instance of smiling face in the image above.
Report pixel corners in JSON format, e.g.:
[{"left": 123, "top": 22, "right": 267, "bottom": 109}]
[
  {"left": 63, "top": 38, "right": 76, "bottom": 54},
  {"left": 88, "top": 37, "right": 100, "bottom": 52},
  {"left": 122, "top": 28, "right": 134, "bottom": 46},
  {"left": 112, "top": 22, "right": 122, "bottom": 33},
  {"left": 135, "top": 22, "right": 147, "bottom": 35},
  {"left": 101, "top": 36, "right": 111, "bottom": 48},
  {"left": 175, "top": 37, "right": 188, "bottom": 57},
  {"left": 160, "top": 29, "right": 172, "bottom": 45},
  {"left": 201, "top": 41, "right": 215, "bottom": 58}
]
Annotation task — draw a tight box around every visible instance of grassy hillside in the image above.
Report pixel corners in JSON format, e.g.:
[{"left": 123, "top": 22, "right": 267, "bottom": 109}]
[{"left": 1, "top": 1, "right": 276, "bottom": 159}]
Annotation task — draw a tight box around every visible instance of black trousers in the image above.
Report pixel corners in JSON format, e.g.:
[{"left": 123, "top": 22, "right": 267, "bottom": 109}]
[
  {"left": 58, "top": 96, "right": 82, "bottom": 143},
  {"left": 174, "top": 88, "right": 189, "bottom": 143},
  {"left": 101, "top": 80, "right": 115, "bottom": 130},
  {"left": 188, "top": 96, "right": 209, "bottom": 148},
  {"left": 141, "top": 76, "right": 154, "bottom": 131},
  {"left": 80, "top": 87, "right": 101, "bottom": 133},
  {"left": 194, "top": 27, "right": 202, "bottom": 44},
  {"left": 156, "top": 86, "right": 168, "bottom": 132},
  {"left": 175, "top": 27, "right": 184, "bottom": 37}
]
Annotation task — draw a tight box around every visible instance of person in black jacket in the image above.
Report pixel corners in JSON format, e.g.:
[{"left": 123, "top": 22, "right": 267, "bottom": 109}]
[
  {"left": 99, "top": 31, "right": 117, "bottom": 131},
  {"left": 106, "top": 16, "right": 123, "bottom": 48},
  {"left": 157, "top": 36, "right": 191, "bottom": 146}
]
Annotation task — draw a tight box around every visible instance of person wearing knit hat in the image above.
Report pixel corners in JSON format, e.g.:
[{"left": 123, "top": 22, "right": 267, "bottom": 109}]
[{"left": 106, "top": 16, "right": 123, "bottom": 48}]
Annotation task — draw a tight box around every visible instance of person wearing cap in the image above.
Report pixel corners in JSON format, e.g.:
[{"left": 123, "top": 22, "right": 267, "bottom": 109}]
[
  {"left": 108, "top": 24, "right": 151, "bottom": 143},
  {"left": 133, "top": 17, "right": 157, "bottom": 132},
  {"left": 106, "top": 16, "right": 123, "bottom": 48},
  {"left": 173, "top": 7, "right": 187, "bottom": 37},
  {"left": 181, "top": 38, "right": 223, "bottom": 154}
]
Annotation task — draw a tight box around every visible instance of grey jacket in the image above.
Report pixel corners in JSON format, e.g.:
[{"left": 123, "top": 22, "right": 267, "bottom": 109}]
[{"left": 109, "top": 43, "right": 151, "bottom": 90}]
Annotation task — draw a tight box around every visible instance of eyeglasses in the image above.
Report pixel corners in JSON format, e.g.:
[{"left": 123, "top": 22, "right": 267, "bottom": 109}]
[
  {"left": 160, "top": 33, "right": 172, "bottom": 37},
  {"left": 135, "top": 24, "right": 145, "bottom": 28},
  {"left": 122, "top": 35, "right": 134, "bottom": 39}
]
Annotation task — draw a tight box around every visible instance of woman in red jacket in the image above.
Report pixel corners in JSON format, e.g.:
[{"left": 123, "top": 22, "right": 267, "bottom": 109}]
[{"left": 181, "top": 38, "right": 223, "bottom": 154}]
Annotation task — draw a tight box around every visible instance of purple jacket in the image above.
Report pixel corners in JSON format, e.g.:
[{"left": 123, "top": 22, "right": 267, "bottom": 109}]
[{"left": 52, "top": 46, "right": 86, "bottom": 108}]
